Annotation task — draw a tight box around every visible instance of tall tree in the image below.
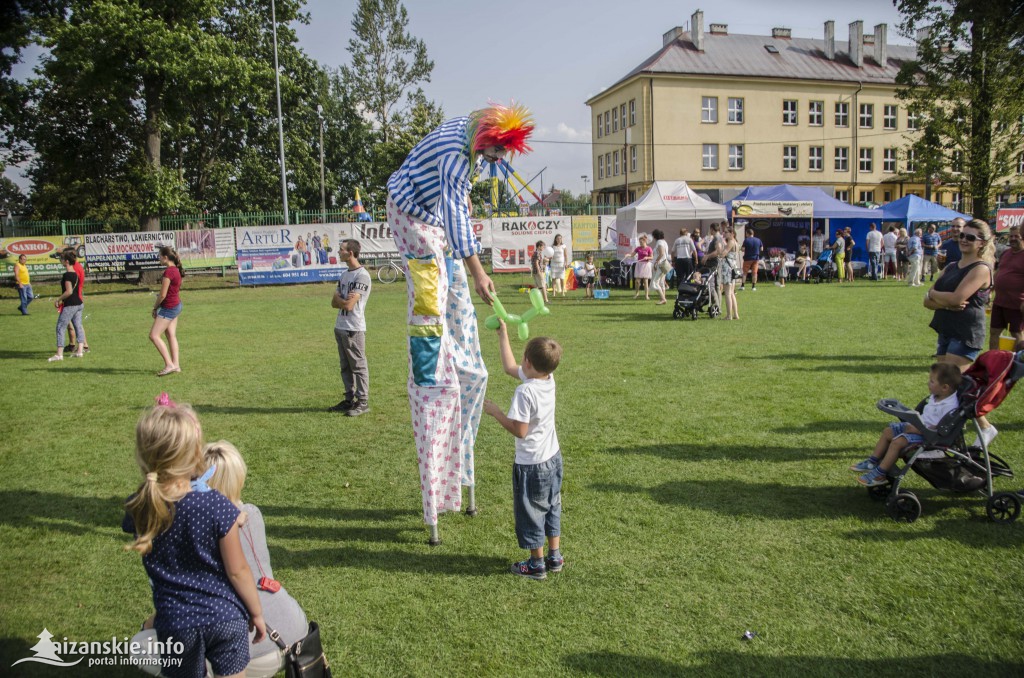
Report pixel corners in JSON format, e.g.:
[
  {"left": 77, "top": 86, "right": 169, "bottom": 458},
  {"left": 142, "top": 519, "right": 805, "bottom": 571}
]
[
  {"left": 895, "top": 0, "right": 1024, "bottom": 217},
  {"left": 342, "top": 0, "right": 433, "bottom": 147}
]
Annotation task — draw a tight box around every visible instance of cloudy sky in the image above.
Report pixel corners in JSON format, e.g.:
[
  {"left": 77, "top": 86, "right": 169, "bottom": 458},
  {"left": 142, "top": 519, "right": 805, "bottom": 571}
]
[{"left": 8, "top": 0, "right": 912, "bottom": 197}]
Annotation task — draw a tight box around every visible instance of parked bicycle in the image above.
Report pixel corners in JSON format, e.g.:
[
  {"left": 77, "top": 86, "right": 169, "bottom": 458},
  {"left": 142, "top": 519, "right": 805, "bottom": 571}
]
[{"left": 376, "top": 259, "right": 405, "bottom": 284}]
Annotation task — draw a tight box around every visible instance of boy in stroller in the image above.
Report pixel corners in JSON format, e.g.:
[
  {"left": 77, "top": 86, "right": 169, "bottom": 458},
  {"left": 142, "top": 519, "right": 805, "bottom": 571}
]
[
  {"left": 852, "top": 351, "right": 1023, "bottom": 523},
  {"left": 851, "top": 363, "right": 961, "bottom": 487},
  {"left": 809, "top": 248, "right": 836, "bottom": 283},
  {"left": 673, "top": 268, "right": 720, "bottom": 320}
]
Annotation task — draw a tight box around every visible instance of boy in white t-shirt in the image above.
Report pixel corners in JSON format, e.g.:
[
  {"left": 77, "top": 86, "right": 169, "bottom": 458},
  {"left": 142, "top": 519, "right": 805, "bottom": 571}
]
[
  {"left": 483, "top": 322, "right": 564, "bottom": 580},
  {"left": 851, "top": 362, "right": 962, "bottom": 486}
]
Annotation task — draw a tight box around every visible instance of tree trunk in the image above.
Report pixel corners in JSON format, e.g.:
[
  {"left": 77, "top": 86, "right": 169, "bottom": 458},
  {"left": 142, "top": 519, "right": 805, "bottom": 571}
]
[
  {"left": 968, "top": 13, "right": 993, "bottom": 219},
  {"left": 140, "top": 73, "right": 164, "bottom": 231}
]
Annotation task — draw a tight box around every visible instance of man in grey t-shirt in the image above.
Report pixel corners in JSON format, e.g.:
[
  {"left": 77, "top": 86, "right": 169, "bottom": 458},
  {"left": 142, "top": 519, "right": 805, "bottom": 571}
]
[{"left": 329, "top": 239, "right": 372, "bottom": 416}]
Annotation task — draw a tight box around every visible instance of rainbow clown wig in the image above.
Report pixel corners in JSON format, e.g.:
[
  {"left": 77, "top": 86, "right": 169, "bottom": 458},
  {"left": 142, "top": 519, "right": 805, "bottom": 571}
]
[{"left": 467, "top": 101, "right": 535, "bottom": 158}]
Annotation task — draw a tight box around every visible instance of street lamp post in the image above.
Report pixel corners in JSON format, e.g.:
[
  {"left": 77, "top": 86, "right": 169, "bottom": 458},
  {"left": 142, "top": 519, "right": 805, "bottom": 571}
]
[
  {"left": 271, "top": 0, "right": 289, "bottom": 225},
  {"left": 317, "top": 104, "right": 326, "bottom": 224},
  {"left": 581, "top": 175, "right": 589, "bottom": 213}
]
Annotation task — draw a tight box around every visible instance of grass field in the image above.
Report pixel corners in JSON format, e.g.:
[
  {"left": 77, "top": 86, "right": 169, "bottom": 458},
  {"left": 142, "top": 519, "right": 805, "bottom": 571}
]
[{"left": 1, "top": 273, "right": 1023, "bottom": 677}]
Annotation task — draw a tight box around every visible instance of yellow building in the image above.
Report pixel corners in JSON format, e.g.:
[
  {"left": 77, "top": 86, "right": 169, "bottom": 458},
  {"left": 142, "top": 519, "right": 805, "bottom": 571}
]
[{"left": 586, "top": 11, "right": 952, "bottom": 209}]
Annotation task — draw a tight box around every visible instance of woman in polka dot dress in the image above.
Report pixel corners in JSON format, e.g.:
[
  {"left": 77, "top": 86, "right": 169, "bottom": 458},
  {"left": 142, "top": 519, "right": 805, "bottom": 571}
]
[{"left": 123, "top": 395, "right": 266, "bottom": 678}]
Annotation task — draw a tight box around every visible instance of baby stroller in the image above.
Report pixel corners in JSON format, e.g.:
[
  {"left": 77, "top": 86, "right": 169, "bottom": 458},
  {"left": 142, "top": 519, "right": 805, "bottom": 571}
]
[
  {"left": 808, "top": 248, "right": 836, "bottom": 283},
  {"left": 867, "top": 350, "right": 1021, "bottom": 523},
  {"left": 672, "top": 267, "right": 720, "bottom": 320},
  {"left": 601, "top": 259, "right": 631, "bottom": 288}
]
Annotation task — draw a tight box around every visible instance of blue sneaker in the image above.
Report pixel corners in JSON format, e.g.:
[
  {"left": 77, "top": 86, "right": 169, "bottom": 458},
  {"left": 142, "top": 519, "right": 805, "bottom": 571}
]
[
  {"left": 849, "top": 458, "right": 878, "bottom": 473},
  {"left": 545, "top": 554, "right": 564, "bottom": 573},
  {"left": 857, "top": 468, "right": 889, "bottom": 487},
  {"left": 510, "top": 559, "right": 546, "bottom": 580}
]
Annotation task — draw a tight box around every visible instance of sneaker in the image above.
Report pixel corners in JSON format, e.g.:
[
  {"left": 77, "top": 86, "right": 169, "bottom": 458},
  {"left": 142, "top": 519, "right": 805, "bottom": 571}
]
[
  {"left": 774, "top": 281, "right": 782, "bottom": 287},
  {"left": 71, "top": 352, "right": 84, "bottom": 358},
  {"left": 975, "top": 425, "right": 999, "bottom": 448},
  {"left": 849, "top": 458, "right": 878, "bottom": 473},
  {"left": 857, "top": 468, "right": 889, "bottom": 487},
  {"left": 47, "top": 354, "right": 63, "bottom": 362},
  {"left": 738, "top": 286, "right": 745, "bottom": 291},
  {"left": 328, "top": 399, "right": 353, "bottom": 413},
  {"left": 752, "top": 286, "right": 757, "bottom": 291},
  {"left": 509, "top": 559, "right": 546, "bottom": 580},
  {"left": 544, "top": 555, "right": 564, "bottom": 573},
  {"left": 345, "top": 401, "right": 369, "bottom": 417}
]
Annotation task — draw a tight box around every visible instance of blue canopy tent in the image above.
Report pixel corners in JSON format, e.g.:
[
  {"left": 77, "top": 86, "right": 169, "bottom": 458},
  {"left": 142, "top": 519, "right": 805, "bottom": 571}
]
[
  {"left": 877, "top": 194, "right": 970, "bottom": 227},
  {"left": 724, "top": 184, "right": 880, "bottom": 263}
]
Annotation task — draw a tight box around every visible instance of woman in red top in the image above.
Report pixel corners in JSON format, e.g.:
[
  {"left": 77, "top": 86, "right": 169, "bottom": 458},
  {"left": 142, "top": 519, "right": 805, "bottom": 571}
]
[{"left": 150, "top": 246, "right": 184, "bottom": 376}]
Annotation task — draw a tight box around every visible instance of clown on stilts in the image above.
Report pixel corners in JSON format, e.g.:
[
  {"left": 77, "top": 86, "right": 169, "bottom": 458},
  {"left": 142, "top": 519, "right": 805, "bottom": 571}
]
[{"left": 387, "top": 102, "right": 534, "bottom": 545}]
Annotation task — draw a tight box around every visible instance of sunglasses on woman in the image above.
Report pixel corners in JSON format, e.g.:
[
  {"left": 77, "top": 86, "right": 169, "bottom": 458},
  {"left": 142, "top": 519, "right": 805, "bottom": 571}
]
[{"left": 958, "top": 232, "right": 986, "bottom": 242}]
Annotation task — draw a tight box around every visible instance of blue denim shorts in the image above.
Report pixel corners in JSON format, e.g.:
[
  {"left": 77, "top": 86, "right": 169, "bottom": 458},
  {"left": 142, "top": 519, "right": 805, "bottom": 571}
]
[
  {"left": 935, "top": 333, "right": 980, "bottom": 361},
  {"left": 889, "top": 422, "right": 924, "bottom": 446},
  {"left": 159, "top": 618, "right": 249, "bottom": 678},
  {"left": 512, "top": 452, "right": 563, "bottom": 550},
  {"left": 157, "top": 302, "right": 183, "bottom": 320}
]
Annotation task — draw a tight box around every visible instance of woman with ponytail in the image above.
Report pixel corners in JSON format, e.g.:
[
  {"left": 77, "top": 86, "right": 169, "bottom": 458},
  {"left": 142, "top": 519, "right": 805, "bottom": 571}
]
[
  {"left": 151, "top": 246, "right": 184, "bottom": 376},
  {"left": 123, "top": 395, "right": 265, "bottom": 678}
]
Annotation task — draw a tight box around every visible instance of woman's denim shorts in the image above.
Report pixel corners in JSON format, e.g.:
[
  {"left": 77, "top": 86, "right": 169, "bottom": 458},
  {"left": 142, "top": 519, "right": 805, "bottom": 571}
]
[
  {"left": 935, "top": 333, "right": 979, "bottom": 361},
  {"left": 157, "top": 302, "right": 183, "bottom": 320}
]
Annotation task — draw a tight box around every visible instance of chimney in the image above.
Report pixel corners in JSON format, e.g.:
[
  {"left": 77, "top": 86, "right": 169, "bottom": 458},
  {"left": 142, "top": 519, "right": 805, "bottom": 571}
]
[
  {"left": 849, "top": 20, "right": 863, "bottom": 68},
  {"left": 771, "top": 27, "right": 792, "bottom": 39},
  {"left": 824, "top": 20, "right": 835, "bottom": 60},
  {"left": 691, "top": 10, "right": 704, "bottom": 51},
  {"left": 709, "top": 23, "right": 728, "bottom": 35},
  {"left": 662, "top": 26, "right": 683, "bottom": 47},
  {"left": 874, "top": 23, "right": 887, "bottom": 67}
]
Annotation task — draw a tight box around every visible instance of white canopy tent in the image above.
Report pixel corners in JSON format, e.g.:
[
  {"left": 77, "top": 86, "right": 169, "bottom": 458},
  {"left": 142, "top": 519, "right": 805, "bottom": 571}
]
[{"left": 615, "top": 181, "right": 728, "bottom": 257}]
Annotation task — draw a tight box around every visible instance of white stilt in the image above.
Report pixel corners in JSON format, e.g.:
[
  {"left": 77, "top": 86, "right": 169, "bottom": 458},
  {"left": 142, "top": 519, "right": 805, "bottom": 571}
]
[
  {"left": 428, "top": 524, "right": 441, "bottom": 546},
  {"left": 466, "top": 485, "right": 478, "bottom": 516}
]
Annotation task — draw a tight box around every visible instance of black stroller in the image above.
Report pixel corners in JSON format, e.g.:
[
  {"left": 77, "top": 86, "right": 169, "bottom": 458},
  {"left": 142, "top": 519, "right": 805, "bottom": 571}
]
[
  {"left": 867, "top": 350, "right": 1021, "bottom": 523},
  {"left": 808, "top": 248, "right": 836, "bottom": 283},
  {"left": 600, "top": 259, "right": 631, "bottom": 288},
  {"left": 672, "top": 267, "right": 720, "bottom": 320}
]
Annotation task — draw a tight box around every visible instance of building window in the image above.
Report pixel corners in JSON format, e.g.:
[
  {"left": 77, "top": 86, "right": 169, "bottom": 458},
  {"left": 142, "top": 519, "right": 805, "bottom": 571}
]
[
  {"left": 859, "top": 147, "right": 873, "bottom": 173},
  {"left": 604, "top": 111, "right": 611, "bottom": 134},
  {"left": 630, "top": 145, "right": 637, "bottom": 172},
  {"left": 835, "top": 190, "right": 850, "bottom": 203},
  {"left": 951, "top": 150, "right": 964, "bottom": 173},
  {"left": 613, "top": 150, "right": 620, "bottom": 176},
  {"left": 883, "top": 148, "right": 897, "bottom": 173},
  {"left": 907, "top": 108, "right": 919, "bottom": 131},
  {"left": 629, "top": 99, "right": 636, "bottom": 126},
  {"left": 907, "top": 149, "right": 917, "bottom": 173},
  {"left": 782, "top": 99, "right": 798, "bottom": 125},
  {"left": 809, "top": 101, "right": 823, "bottom": 126},
  {"left": 809, "top": 146, "right": 823, "bottom": 171},
  {"left": 702, "top": 96, "right": 718, "bottom": 123},
  {"left": 1018, "top": 154, "right": 1023, "bottom": 175},
  {"left": 883, "top": 190, "right": 892, "bottom": 202},
  {"left": 835, "top": 102, "right": 849, "bottom": 127},
  {"left": 611, "top": 109, "right": 618, "bottom": 133},
  {"left": 598, "top": 160, "right": 603, "bottom": 180},
  {"left": 597, "top": 114, "right": 603, "bottom": 138},
  {"left": 835, "top": 146, "right": 849, "bottom": 172},
  {"left": 859, "top": 190, "right": 875, "bottom": 203},
  {"left": 728, "top": 144, "right": 745, "bottom": 170},
  {"left": 783, "top": 145, "right": 798, "bottom": 170},
  {"left": 620, "top": 104, "right": 626, "bottom": 130},
  {"left": 702, "top": 144, "right": 718, "bottom": 170},
  {"left": 605, "top": 153, "right": 611, "bottom": 178},
  {"left": 728, "top": 98, "right": 744, "bottom": 124},
  {"left": 884, "top": 104, "right": 898, "bottom": 130},
  {"left": 859, "top": 103, "right": 874, "bottom": 128}
]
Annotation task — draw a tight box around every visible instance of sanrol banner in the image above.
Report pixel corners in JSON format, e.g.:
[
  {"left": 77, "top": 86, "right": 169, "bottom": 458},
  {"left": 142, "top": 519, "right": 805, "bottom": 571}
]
[{"left": 996, "top": 209, "right": 1024, "bottom": 233}]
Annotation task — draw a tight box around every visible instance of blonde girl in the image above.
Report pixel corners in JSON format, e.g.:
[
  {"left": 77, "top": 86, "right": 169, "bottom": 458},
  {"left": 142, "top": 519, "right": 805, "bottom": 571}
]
[{"left": 123, "top": 396, "right": 265, "bottom": 678}]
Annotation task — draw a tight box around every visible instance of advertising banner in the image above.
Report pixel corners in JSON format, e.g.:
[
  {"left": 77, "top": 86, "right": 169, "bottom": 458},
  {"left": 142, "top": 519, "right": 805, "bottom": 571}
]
[
  {"left": 0, "top": 235, "right": 74, "bottom": 277},
  {"left": 571, "top": 216, "right": 600, "bottom": 251},
  {"left": 732, "top": 200, "right": 814, "bottom": 219},
  {"left": 490, "top": 217, "right": 572, "bottom": 272},
  {"left": 348, "top": 222, "right": 398, "bottom": 255},
  {"left": 471, "top": 219, "right": 491, "bottom": 250},
  {"left": 85, "top": 231, "right": 175, "bottom": 273},
  {"left": 996, "top": 208, "right": 1024, "bottom": 233},
  {"left": 175, "top": 229, "right": 236, "bottom": 269},
  {"left": 236, "top": 224, "right": 348, "bottom": 285}
]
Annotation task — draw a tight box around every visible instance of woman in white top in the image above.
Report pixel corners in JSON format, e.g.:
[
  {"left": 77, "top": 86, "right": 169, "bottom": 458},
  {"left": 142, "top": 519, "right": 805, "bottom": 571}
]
[
  {"left": 651, "top": 229, "right": 671, "bottom": 305},
  {"left": 548, "top": 234, "right": 568, "bottom": 298}
]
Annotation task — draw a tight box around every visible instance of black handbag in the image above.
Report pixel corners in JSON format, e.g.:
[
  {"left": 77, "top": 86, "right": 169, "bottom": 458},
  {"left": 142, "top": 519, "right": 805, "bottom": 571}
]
[{"left": 268, "top": 621, "right": 332, "bottom": 678}]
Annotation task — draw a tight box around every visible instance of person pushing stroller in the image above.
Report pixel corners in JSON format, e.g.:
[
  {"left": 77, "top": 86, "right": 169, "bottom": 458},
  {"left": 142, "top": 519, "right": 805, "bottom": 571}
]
[{"left": 850, "top": 363, "right": 962, "bottom": 487}]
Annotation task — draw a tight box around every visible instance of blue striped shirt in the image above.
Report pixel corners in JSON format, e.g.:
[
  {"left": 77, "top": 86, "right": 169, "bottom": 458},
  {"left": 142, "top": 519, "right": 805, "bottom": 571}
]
[{"left": 387, "top": 117, "right": 482, "bottom": 260}]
